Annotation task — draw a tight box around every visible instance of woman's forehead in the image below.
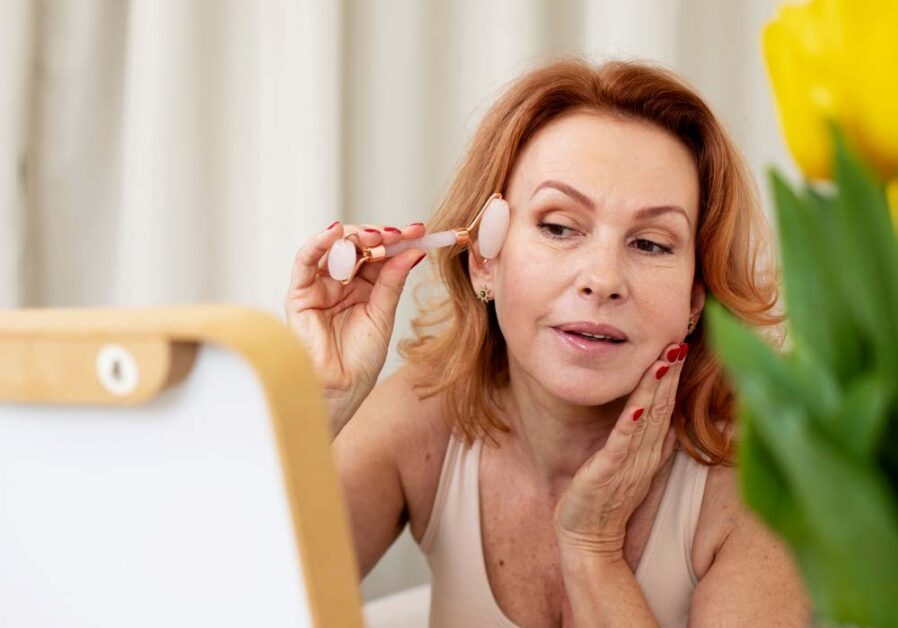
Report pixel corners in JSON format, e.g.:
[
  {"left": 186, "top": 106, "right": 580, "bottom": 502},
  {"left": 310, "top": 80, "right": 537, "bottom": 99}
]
[{"left": 508, "top": 112, "right": 700, "bottom": 217}]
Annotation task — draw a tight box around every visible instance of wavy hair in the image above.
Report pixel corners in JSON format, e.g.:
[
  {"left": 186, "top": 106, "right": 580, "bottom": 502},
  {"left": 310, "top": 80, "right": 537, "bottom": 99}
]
[{"left": 398, "top": 57, "right": 783, "bottom": 466}]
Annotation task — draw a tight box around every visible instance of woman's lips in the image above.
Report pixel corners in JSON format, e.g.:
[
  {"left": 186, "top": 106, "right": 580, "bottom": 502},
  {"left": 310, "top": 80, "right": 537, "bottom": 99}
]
[{"left": 552, "top": 328, "right": 627, "bottom": 356}]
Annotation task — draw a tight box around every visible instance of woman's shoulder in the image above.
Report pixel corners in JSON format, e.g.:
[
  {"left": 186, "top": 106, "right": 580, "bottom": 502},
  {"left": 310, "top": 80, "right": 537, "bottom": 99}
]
[
  {"left": 690, "top": 457, "right": 746, "bottom": 581},
  {"left": 371, "top": 362, "right": 455, "bottom": 542}
]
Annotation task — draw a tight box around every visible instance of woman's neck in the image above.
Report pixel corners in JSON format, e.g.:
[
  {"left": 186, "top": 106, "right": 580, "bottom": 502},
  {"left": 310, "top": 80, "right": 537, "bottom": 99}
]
[{"left": 494, "top": 364, "right": 627, "bottom": 497}]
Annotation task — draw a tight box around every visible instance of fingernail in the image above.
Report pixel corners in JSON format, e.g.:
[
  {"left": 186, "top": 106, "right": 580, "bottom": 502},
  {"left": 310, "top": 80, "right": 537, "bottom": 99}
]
[
  {"left": 326, "top": 220, "right": 340, "bottom": 230},
  {"left": 632, "top": 407, "right": 644, "bottom": 421},
  {"left": 655, "top": 365, "right": 669, "bottom": 380},
  {"left": 384, "top": 226, "right": 401, "bottom": 233},
  {"left": 666, "top": 347, "right": 680, "bottom": 362},
  {"left": 408, "top": 222, "right": 424, "bottom": 227},
  {"left": 363, "top": 228, "right": 380, "bottom": 234},
  {"left": 678, "top": 343, "right": 689, "bottom": 361},
  {"left": 411, "top": 254, "right": 426, "bottom": 270}
]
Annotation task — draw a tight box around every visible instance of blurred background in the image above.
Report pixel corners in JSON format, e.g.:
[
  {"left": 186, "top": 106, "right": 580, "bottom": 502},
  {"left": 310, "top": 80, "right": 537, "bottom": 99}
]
[{"left": 0, "top": 0, "right": 795, "bottom": 602}]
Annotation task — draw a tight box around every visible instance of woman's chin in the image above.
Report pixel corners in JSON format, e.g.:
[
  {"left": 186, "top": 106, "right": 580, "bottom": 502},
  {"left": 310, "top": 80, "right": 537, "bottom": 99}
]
[{"left": 544, "top": 376, "right": 636, "bottom": 408}]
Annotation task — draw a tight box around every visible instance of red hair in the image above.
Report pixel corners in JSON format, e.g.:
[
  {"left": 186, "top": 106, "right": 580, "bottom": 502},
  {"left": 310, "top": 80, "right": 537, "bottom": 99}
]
[{"left": 399, "top": 57, "right": 782, "bottom": 466}]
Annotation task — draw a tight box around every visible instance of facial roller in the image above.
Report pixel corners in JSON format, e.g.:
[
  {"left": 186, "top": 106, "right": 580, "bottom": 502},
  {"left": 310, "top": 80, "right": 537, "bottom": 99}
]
[{"left": 326, "top": 193, "right": 510, "bottom": 284}]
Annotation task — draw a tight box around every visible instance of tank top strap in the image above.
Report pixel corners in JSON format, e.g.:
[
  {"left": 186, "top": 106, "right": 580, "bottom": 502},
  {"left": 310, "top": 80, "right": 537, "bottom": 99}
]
[
  {"left": 419, "top": 431, "right": 472, "bottom": 553},
  {"left": 633, "top": 448, "right": 710, "bottom": 626}
]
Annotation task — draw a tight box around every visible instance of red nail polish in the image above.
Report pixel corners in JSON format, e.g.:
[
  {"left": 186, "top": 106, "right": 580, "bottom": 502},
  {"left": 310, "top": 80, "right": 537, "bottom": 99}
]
[
  {"left": 384, "top": 226, "right": 401, "bottom": 233},
  {"left": 411, "top": 254, "right": 426, "bottom": 270},
  {"left": 666, "top": 347, "right": 680, "bottom": 362},
  {"left": 632, "top": 407, "right": 644, "bottom": 421},
  {"left": 326, "top": 220, "right": 339, "bottom": 230},
  {"left": 679, "top": 343, "right": 689, "bottom": 361},
  {"left": 363, "top": 228, "right": 380, "bottom": 233},
  {"left": 656, "top": 365, "right": 669, "bottom": 380}
]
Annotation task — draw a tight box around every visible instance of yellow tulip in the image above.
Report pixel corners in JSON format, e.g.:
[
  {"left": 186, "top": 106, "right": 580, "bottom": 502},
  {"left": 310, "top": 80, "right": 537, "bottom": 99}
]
[{"left": 763, "top": 0, "right": 898, "bottom": 182}]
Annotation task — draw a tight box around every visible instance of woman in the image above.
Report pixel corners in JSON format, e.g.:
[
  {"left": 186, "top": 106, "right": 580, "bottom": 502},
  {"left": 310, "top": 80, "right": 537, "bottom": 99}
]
[{"left": 285, "top": 58, "right": 810, "bottom": 627}]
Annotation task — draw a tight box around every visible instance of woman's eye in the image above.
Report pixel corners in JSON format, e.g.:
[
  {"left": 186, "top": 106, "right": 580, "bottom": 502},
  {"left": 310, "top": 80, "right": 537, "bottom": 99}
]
[
  {"left": 538, "top": 223, "right": 673, "bottom": 255},
  {"left": 632, "top": 238, "right": 673, "bottom": 255},
  {"left": 538, "top": 222, "right": 577, "bottom": 240}
]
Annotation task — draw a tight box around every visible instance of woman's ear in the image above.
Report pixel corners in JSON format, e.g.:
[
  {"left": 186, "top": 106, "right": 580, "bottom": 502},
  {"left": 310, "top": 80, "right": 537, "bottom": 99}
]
[
  {"left": 467, "top": 248, "right": 493, "bottom": 294},
  {"left": 690, "top": 281, "right": 706, "bottom": 322}
]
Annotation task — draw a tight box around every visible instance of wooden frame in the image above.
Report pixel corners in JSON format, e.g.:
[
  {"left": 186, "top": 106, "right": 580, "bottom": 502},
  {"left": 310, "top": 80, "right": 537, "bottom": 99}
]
[{"left": 0, "top": 306, "right": 362, "bottom": 627}]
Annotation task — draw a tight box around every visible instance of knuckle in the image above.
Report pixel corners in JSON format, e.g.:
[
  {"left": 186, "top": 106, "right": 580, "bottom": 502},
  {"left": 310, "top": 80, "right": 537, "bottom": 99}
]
[
  {"left": 609, "top": 447, "right": 628, "bottom": 465},
  {"left": 650, "top": 402, "right": 673, "bottom": 420},
  {"left": 295, "top": 244, "right": 320, "bottom": 265}
]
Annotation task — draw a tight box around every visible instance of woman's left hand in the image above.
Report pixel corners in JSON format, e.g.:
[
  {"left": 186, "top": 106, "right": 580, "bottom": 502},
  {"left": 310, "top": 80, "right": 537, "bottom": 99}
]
[{"left": 554, "top": 341, "right": 689, "bottom": 564}]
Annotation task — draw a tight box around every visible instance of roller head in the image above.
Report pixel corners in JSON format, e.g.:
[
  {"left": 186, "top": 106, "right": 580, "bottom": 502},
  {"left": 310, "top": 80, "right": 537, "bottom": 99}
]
[
  {"left": 327, "top": 239, "right": 359, "bottom": 281},
  {"left": 478, "top": 197, "right": 509, "bottom": 259}
]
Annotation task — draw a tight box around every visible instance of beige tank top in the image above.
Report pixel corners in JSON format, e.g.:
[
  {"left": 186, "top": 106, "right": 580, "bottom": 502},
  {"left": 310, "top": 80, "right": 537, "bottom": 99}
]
[{"left": 419, "top": 434, "right": 709, "bottom": 628}]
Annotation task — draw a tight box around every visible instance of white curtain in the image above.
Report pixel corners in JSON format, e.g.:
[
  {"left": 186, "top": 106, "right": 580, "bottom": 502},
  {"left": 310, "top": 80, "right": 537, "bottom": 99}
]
[{"left": 0, "top": 0, "right": 793, "bottom": 600}]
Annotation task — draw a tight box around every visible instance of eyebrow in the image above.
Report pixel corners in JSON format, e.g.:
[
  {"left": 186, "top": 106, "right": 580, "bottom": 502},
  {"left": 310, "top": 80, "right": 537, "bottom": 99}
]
[{"left": 530, "top": 179, "right": 692, "bottom": 227}]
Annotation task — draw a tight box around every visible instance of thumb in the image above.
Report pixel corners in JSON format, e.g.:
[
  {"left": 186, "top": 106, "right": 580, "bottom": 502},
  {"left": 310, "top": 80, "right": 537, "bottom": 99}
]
[{"left": 366, "top": 249, "right": 426, "bottom": 331}]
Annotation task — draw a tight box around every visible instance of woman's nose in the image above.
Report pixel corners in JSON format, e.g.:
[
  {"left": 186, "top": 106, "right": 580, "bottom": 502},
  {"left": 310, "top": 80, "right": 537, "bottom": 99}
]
[{"left": 576, "top": 241, "right": 626, "bottom": 302}]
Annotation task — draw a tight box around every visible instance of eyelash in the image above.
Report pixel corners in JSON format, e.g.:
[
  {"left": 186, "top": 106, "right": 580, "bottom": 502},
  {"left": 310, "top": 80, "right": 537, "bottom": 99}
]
[{"left": 537, "top": 222, "right": 674, "bottom": 255}]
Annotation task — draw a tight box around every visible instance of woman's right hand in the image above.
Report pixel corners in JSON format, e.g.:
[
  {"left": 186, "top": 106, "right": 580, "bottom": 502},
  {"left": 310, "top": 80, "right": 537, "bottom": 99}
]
[{"left": 284, "top": 221, "right": 427, "bottom": 438}]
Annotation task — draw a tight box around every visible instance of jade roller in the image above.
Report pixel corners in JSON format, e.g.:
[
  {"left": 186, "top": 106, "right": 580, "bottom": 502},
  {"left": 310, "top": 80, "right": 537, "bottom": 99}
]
[{"left": 326, "top": 192, "right": 510, "bottom": 284}]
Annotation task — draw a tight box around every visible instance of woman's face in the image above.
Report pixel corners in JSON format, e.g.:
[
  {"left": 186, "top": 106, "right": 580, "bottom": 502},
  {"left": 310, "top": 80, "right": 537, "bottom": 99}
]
[{"left": 470, "top": 110, "right": 703, "bottom": 406}]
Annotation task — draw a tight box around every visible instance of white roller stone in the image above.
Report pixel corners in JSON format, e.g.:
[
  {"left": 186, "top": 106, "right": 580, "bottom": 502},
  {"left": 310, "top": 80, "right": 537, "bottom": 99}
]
[
  {"left": 327, "top": 239, "right": 358, "bottom": 281},
  {"left": 478, "top": 198, "right": 509, "bottom": 259}
]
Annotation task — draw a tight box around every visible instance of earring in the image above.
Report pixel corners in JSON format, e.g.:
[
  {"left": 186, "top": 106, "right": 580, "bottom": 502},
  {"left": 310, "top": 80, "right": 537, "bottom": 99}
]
[
  {"left": 687, "top": 317, "right": 696, "bottom": 335},
  {"left": 476, "top": 285, "right": 493, "bottom": 304}
]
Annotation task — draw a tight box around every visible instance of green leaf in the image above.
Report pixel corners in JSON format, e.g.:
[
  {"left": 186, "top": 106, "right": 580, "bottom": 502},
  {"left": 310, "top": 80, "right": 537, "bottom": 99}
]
[
  {"left": 769, "top": 170, "right": 850, "bottom": 375},
  {"left": 830, "top": 128, "right": 898, "bottom": 380},
  {"left": 787, "top": 336, "right": 841, "bottom": 426},
  {"left": 748, "top": 406, "right": 898, "bottom": 627},
  {"left": 709, "top": 298, "right": 898, "bottom": 625},
  {"left": 706, "top": 300, "right": 825, "bottom": 418},
  {"left": 738, "top": 406, "right": 805, "bottom": 542},
  {"left": 708, "top": 124, "right": 898, "bottom": 626},
  {"left": 830, "top": 372, "right": 892, "bottom": 459},
  {"left": 800, "top": 185, "right": 867, "bottom": 379}
]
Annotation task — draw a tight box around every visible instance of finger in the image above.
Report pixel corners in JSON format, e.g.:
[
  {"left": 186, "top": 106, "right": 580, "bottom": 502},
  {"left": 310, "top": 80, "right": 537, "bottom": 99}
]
[
  {"left": 661, "top": 342, "right": 689, "bottom": 464},
  {"left": 648, "top": 344, "right": 683, "bottom": 430},
  {"left": 625, "top": 343, "right": 682, "bottom": 460},
  {"left": 360, "top": 224, "right": 395, "bottom": 239},
  {"left": 586, "top": 342, "right": 678, "bottom": 479},
  {"left": 291, "top": 221, "right": 345, "bottom": 291},
  {"left": 400, "top": 222, "right": 426, "bottom": 238},
  {"left": 662, "top": 342, "right": 689, "bottom": 417},
  {"left": 366, "top": 248, "right": 426, "bottom": 332},
  {"left": 600, "top": 340, "right": 677, "bottom": 468},
  {"left": 625, "top": 343, "right": 681, "bottom": 428},
  {"left": 381, "top": 225, "right": 404, "bottom": 246},
  {"left": 355, "top": 223, "right": 429, "bottom": 285},
  {"left": 312, "top": 224, "right": 383, "bottom": 281},
  {"left": 637, "top": 344, "right": 688, "bottom": 470},
  {"left": 357, "top": 225, "right": 385, "bottom": 248}
]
